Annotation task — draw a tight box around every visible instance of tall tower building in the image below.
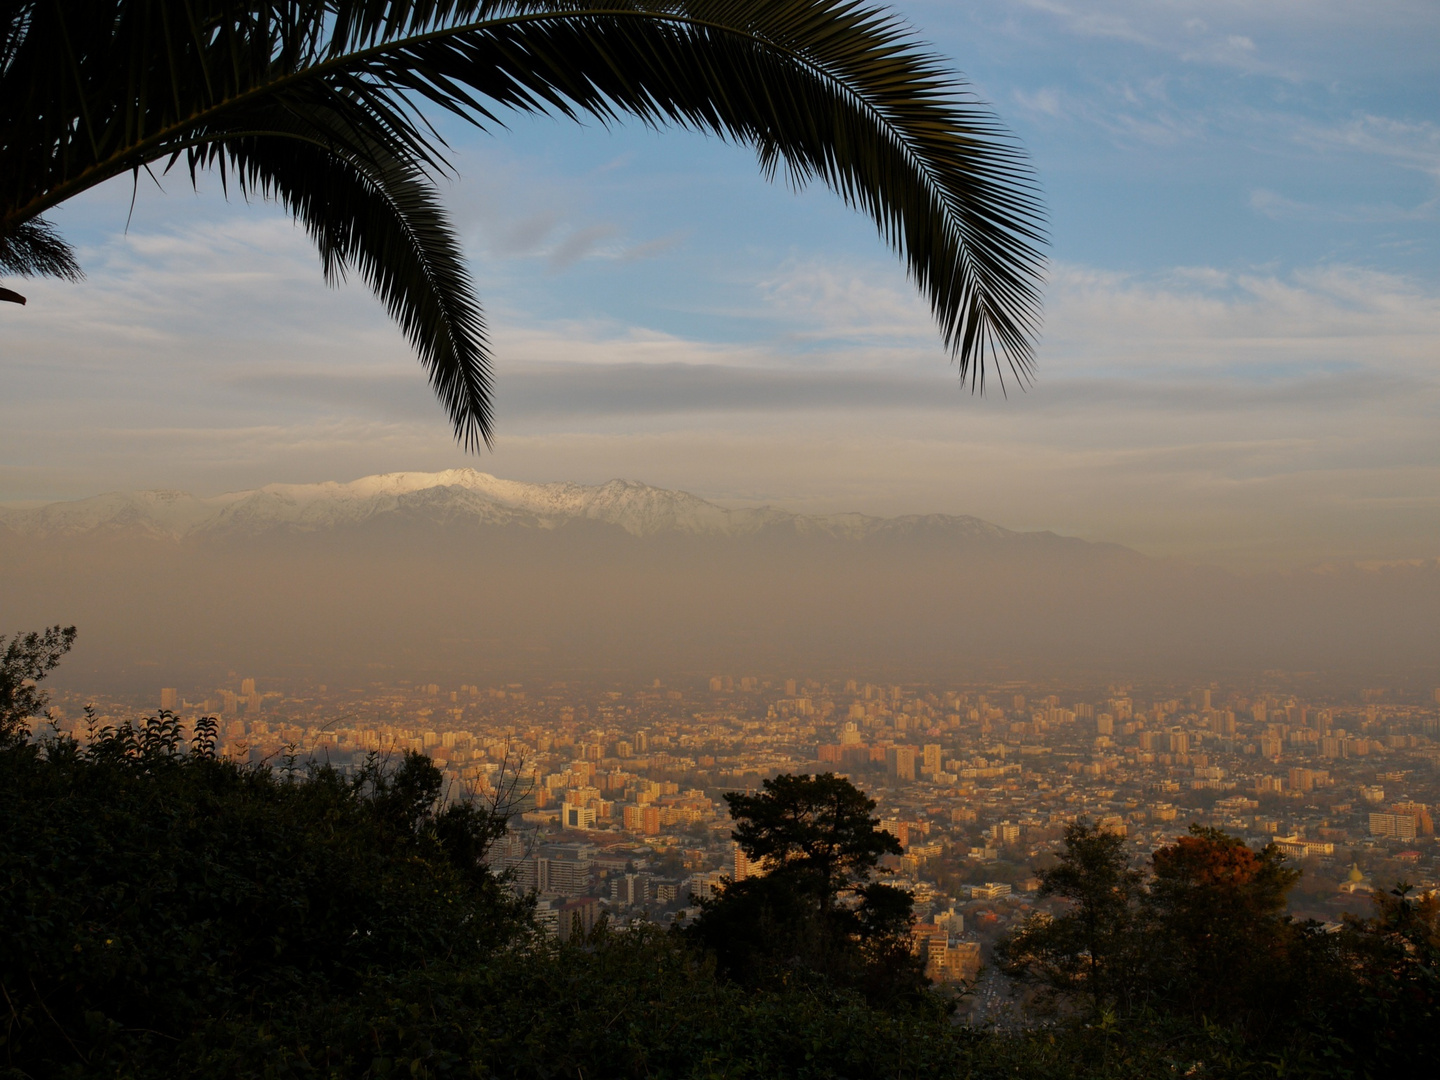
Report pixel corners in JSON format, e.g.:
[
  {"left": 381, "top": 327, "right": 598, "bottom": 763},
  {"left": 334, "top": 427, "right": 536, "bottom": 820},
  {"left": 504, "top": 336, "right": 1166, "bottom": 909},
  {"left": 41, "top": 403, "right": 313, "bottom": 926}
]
[
  {"left": 886, "top": 745, "right": 916, "bottom": 782},
  {"left": 159, "top": 687, "right": 178, "bottom": 711},
  {"left": 922, "top": 744, "right": 942, "bottom": 775}
]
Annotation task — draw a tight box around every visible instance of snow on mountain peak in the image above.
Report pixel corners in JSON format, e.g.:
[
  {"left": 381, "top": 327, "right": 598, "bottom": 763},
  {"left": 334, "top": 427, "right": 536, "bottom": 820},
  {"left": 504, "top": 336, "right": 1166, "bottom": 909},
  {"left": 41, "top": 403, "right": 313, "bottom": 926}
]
[{"left": 0, "top": 470, "right": 1007, "bottom": 541}]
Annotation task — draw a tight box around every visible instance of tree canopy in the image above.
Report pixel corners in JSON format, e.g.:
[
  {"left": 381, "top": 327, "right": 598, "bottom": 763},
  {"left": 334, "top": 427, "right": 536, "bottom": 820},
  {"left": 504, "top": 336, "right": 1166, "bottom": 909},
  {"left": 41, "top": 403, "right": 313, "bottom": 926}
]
[
  {"left": 0, "top": 1, "right": 1046, "bottom": 446},
  {"left": 0, "top": 623, "right": 75, "bottom": 743},
  {"left": 999, "top": 818, "right": 1439, "bottom": 1064},
  {"left": 726, "top": 771, "right": 900, "bottom": 906},
  {"left": 690, "top": 771, "right": 926, "bottom": 1003}
]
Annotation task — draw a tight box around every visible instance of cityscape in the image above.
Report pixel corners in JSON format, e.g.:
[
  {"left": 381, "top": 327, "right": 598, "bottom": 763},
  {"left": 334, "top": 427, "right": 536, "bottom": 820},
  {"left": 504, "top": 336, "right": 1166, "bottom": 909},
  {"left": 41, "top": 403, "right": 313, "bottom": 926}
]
[
  {"left": 5, "top": 0, "right": 1438, "bottom": 1073},
  {"left": 49, "top": 671, "right": 1440, "bottom": 993}
]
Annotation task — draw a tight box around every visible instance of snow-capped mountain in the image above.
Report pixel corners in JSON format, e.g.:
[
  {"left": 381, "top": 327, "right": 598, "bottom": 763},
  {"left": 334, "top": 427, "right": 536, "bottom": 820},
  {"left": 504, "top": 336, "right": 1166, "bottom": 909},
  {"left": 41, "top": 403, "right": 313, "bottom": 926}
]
[
  {"left": 2, "top": 471, "right": 1436, "bottom": 683},
  {"left": 0, "top": 469, "right": 1012, "bottom": 542}
]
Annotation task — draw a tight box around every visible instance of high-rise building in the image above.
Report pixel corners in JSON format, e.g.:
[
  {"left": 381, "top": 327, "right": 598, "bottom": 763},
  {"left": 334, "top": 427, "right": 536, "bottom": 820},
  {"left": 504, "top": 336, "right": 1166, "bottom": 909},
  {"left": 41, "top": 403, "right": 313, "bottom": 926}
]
[
  {"left": 556, "top": 896, "right": 600, "bottom": 942},
  {"left": 988, "top": 822, "right": 1020, "bottom": 845},
  {"left": 880, "top": 818, "right": 910, "bottom": 847},
  {"left": 885, "top": 745, "right": 915, "bottom": 782},
  {"left": 159, "top": 687, "right": 178, "bottom": 711},
  {"left": 611, "top": 873, "right": 651, "bottom": 906},
  {"left": 922, "top": 744, "right": 942, "bottom": 775},
  {"left": 1287, "top": 768, "right": 1315, "bottom": 793},
  {"left": 1369, "top": 812, "right": 1418, "bottom": 840},
  {"left": 733, "top": 845, "right": 767, "bottom": 881},
  {"left": 562, "top": 802, "right": 596, "bottom": 831},
  {"left": 240, "top": 678, "right": 255, "bottom": 696}
]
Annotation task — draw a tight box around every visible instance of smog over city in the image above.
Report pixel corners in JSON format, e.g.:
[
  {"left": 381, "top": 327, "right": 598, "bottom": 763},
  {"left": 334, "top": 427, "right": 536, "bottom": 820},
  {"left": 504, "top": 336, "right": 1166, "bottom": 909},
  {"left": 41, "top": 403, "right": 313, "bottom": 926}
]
[{"left": 2, "top": 0, "right": 1438, "bottom": 1074}]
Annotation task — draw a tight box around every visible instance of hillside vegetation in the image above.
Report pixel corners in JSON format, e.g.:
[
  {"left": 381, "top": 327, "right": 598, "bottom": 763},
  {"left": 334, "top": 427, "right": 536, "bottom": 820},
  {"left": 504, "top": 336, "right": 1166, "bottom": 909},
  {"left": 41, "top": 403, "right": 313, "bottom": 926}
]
[{"left": 1, "top": 639, "right": 1436, "bottom": 1077}]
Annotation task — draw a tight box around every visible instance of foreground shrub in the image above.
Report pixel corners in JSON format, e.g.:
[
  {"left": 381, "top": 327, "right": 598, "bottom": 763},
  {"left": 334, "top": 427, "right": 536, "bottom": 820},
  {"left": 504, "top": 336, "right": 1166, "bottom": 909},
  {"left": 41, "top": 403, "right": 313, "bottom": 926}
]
[
  {"left": 4, "top": 713, "right": 1435, "bottom": 1079},
  {"left": 0, "top": 718, "right": 527, "bottom": 1076}
]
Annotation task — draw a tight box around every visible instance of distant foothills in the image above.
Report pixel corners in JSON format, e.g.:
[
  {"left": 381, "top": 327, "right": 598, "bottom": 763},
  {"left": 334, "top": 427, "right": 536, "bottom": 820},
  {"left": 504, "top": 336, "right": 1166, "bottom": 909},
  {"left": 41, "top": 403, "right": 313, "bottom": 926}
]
[{"left": 2, "top": 470, "right": 1437, "bottom": 688}]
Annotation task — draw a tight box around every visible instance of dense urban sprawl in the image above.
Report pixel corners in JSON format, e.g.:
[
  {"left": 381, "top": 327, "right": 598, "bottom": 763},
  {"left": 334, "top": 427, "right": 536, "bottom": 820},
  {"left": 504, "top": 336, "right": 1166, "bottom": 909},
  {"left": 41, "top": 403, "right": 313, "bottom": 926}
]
[{"left": 47, "top": 673, "right": 1440, "bottom": 990}]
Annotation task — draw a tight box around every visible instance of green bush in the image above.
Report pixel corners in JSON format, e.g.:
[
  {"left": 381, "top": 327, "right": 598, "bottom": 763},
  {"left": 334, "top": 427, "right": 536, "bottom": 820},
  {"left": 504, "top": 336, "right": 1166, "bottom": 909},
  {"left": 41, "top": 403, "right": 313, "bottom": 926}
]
[
  {"left": 0, "top": 716, "right": 528, "bottom": 1077},
  {"left": 0, "top": 718, "right": 1199, "bottom": 1080}
]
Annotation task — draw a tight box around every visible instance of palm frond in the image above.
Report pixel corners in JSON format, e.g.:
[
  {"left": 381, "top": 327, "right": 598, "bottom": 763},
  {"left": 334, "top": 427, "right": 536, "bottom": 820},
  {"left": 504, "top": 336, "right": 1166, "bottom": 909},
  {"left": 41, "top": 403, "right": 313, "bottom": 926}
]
[
  {"left": 197, "top": 112, "right": 493, "bottom": 449},
  {"left": 0, "top": 0, "right": 1047, "bottom": 441},
  {"left": 370, "top": 1, "right": 1047, "bottom": 385},
  {"left": 0, "top": 217, "right": 83, "bottom": 279}
]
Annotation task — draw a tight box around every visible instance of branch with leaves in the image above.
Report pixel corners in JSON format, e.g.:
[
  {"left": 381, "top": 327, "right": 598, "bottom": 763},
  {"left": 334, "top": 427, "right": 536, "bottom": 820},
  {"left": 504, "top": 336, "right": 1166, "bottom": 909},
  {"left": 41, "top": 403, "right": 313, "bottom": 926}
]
[{"left": 0, "top": 625, "right": 76, "bottom": 743}]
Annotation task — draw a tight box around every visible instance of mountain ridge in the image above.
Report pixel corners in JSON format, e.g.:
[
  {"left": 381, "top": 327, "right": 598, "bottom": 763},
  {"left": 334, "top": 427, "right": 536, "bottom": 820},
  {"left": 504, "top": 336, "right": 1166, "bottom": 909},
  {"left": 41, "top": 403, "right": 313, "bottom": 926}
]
[
  {"left": 0, "top": 469, "right": 1020, "bottom": 544},
  {"left": 2, "top": 471, "right": 1436, "bottom": 684}
]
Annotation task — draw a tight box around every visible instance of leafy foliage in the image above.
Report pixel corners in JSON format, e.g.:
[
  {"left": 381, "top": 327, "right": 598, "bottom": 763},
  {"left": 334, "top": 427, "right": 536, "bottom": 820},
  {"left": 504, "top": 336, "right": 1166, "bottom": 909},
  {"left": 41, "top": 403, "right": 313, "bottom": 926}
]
[
  {"left": 0, "top": 623, "right": 75, "bottom": 743},
  {"left": 995, "top": 819, "right": 1146, "bottom": 1015},
  {"left": 0, "top": 715, "right": 528, "bottom": 1076},
  {"left": 1329, "top": 882, "right": 1440, "bottom": 1072},
  {"left": 1000, "top": 819, "right": 1440, "bottom": 1071},
  {"left": 1145, "top": 825, "right": 1314, "bottom": 1036},
  {"left": 726, "top": 771, "right": 900, "bottom": 903},
  {"left": 1, "top": 1, "right": 1045, "bottom": 433},
  {"left": 0, "top": 713, "right": 1150, "bottom": 1080},
  {"left": 688, "top": 772, "right": 927, "bottom": 1003}
]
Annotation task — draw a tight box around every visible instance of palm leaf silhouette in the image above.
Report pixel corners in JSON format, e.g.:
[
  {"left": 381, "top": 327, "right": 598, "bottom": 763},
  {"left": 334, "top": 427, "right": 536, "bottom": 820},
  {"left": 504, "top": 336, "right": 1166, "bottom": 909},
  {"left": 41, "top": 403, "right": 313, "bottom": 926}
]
[{"left": 0, "top": 1, "right": 1046, "bottom": 448}]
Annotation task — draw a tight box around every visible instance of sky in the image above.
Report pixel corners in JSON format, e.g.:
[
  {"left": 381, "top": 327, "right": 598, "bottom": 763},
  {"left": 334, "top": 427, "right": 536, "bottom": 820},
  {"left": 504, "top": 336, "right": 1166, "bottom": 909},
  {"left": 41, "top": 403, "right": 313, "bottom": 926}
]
[{"left": 3, "top": 0, "right": 1438, "bottom": 570}]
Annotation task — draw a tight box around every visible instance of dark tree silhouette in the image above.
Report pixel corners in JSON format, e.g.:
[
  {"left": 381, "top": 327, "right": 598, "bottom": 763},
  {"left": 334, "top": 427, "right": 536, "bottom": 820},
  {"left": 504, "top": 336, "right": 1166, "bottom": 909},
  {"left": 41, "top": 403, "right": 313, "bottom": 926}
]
[
  {"left": 997, "top": 818, "right": 1145, "bottom": 1016},
  {"left": 690, "top": 772, "right": 926, "bottom": 1003},
  {"left": 0, "top": 624, "right": 76, "bottom": 743}
]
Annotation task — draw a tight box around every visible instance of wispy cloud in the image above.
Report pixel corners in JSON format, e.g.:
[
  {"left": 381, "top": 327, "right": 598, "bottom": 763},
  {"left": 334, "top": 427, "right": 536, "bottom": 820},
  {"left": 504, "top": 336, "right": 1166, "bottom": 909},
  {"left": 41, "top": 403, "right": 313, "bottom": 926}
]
[
  {"left": 547, "top": 224, "right": 622, "bottom": 270},
  {"left": 1249, "top": 188, "right": 1438, "bottom": 224},
  {"left": 7, "top": 213, "right": 1434, "bottom": 567},
  {"left": 1292, "top": 114, "right": 1440, "bottom": 179}
]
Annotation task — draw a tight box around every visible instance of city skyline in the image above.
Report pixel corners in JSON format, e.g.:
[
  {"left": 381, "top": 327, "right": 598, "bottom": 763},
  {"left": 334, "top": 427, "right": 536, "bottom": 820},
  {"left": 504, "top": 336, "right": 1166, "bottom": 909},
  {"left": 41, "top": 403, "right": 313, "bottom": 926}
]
[{"left": 44, "top": 663, "right": 1440, "bottom": 989}]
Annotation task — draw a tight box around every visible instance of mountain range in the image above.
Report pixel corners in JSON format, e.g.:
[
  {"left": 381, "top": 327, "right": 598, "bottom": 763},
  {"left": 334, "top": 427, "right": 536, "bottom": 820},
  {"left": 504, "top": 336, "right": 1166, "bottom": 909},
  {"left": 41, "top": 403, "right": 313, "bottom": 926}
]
[
  {"left": 0, "top": 469, "right": 1013, "bottom": 543},
  {"left": 2, "top": 471, "right": 1436, "bottom": 690}
]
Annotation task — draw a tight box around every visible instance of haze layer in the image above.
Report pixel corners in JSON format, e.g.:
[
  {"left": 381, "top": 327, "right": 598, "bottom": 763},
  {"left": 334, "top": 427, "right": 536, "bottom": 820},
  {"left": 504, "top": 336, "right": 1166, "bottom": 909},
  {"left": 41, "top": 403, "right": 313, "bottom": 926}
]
[{"left": 3, "top": 471, "right": 1435, "bottom": 691}]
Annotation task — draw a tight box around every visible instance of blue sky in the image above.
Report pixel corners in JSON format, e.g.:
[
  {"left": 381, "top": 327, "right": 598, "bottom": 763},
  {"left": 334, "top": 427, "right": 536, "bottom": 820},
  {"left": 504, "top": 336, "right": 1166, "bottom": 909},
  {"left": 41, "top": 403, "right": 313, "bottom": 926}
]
[{"left": 3, "top": 0, "right": 1438, "bottom": 567}]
